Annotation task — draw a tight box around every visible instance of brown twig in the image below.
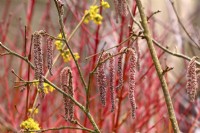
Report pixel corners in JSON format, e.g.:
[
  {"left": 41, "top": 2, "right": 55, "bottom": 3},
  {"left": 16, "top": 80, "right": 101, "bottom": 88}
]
[
  {"left": 135, "top": 0, "right": 180, "bottom": 132},
  {"left": 147, "top": 10, "right": 161, "bottom": 20},
  {"left": 0, "top": 42, "right": 34, "bottom": 69},
  {"left": 29, "top": 126, "right": 95, "bottom": 133},
  {"left": 85, "top": 33, "right": 139, "bottom": 60},
  {"left": 169, "top": 0, "right": 200, "bottom": 49}
]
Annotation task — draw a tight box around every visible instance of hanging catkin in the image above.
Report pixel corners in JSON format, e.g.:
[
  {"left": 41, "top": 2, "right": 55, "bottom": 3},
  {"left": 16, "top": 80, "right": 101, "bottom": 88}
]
[
  {"left": 47, "top": 37, "right": 53, "bottom": 75},
  {"left": 60, "top": 67, "right": 74, "bottom": 121},
  {"left": 116, "top": 47, "right": 126, "bottom": 90},
  {"left": 33, "top": 31, "right": 44, "bottom": 93},
  {"left": 97, "top": 53, "right": 108, "bottom": 106},
  {"left": 186, "top": 57, "right": 198, "bottom": 102},
  {"left": 128, "top": 48, "right": 137, "bottom": 118},
  {"left": 115, "top": 0, "right": 128, "bottom": 17},
  {"left": 113, "top": 0, "right": 119, "bottom": 22},
  {"left": 109, "top": 53, "right": 115, "bottom": 112},
  {"left": 33, "top": 32, "right": 40, "bottom": 79},
  {"left": 119, "top": 0, "right": 128, "bottom": 16},
  {"left": 135, "top": 43, "right": 141, "bottom": 71}
]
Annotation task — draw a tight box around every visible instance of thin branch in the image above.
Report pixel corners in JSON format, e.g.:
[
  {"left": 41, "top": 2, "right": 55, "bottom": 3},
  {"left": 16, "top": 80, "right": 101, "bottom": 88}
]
[
  {"left": 0, "top": 52, "right": 10, "bottom": 56},
  {"left": 11, "top": 69, "right": 25, "bottom": 81},
  {"left": 0, "top": 42, "right": 34, "bottom": 69},
  {"left": 169, "top": 0, "right": 200, "bottom": 49},
  {"left": 28, "top": 126, "right": 95, "bottom": 133},
  {"left": 91, "top": 50, "right": 127, "bottom": 74},
  {"left": 147, "top": 10, "right": 161, "bottom": 20},
  {"left": 126, "top": 0, "right": 142, "bottom": 30},
  {"left": 152, "top": 39, "right": 200, "bottom": 66},
  {"left": 131, "top": 34, "right": 200, "bottom": 66},
  {"left": 53, "top": 2, "right": 100, "bottom": 132},
  {"left": 42, "top": 32, "right": 65, "bottom": 41},
  {"left": 85, "top": 33, "right": 139, "bottom": 60},
  {"left": 53, "top": 0, "right": 87, "bottom": 89},
  {"left": 135, "top": 0, "right": 180, "bottom": 132}
]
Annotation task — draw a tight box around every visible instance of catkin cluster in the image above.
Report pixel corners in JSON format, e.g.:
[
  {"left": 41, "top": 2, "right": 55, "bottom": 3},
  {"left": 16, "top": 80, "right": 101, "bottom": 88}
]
[
  {"left": 97, "top": 52, "right": 116, "bottom": 111},
  {"left": 60, "top": 67, "right": 74, "bottom": 121},
  {"left": 117, "top": 47, "right": 137, "bottom": 118},
  {"left": 96, "top": 47, "right": 138, "bottom": 117},
  {"left": 186, "top": 57, "right": 199, "bottom": 102},
  {"left": 33, "top": 31, "right": 54, "bottom": 95}
]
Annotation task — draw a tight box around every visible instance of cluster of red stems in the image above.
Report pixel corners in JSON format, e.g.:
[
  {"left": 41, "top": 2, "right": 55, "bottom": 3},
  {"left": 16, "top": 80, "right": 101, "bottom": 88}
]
[{"left": 186, "top": 57, "right": 200, "bottom": 102}]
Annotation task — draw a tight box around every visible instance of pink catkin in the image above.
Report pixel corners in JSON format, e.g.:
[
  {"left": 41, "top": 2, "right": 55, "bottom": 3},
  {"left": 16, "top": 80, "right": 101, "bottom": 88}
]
[
  {"left": 135, "top": 43, "right": 140, "bottom": 71},
  {"left": 97, "top": 53, "right": 108, "bottom": 106},
  {"left": 109, "top": 54, "right": 115, "bottom": 112},
  {"left": 116, "top": 47, "right": 126, "bottom": 90},
  {"left": 47, "top": 37, "right": 53, "bottom": 75},
  {"left": 113, "top": 0, "right": 119, "bottom": 22},
  {"left": 33, "top": 32, "right": 44, "bottom": 93},
  {"left": 118, "top": 0, "right": 128, "bottom": 17},
  {"left": 186, "top": 57, "right": 198, "bottom": 102},
  {"left": 68, "top": 71, "right": 74, "bottom": 121},
  {"left": 128, "top": 48, "right": 137, "bottom": 118},
  {"left": 60, "top": 67, "right": 74, "bottom": 121},
  {"left": 33, "top": 32, "right": 40, "bottom": 79},
  {"left": 60, "top": 68, "right": 69, "bottom": 119}
]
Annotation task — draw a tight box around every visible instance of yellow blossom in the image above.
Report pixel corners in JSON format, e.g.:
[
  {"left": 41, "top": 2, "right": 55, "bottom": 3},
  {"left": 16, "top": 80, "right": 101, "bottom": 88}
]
[
  {"left": 93, "top": 14, "right": 103, "bottom": 25},
  {"left": 84, "top": 10, "right": 90, "bottom": 24},
  {"left": 33, "top": 81, "right": 55, "bottom": 94},
  {"left": 101, "top": 0, "right": 110, "bottom": 8},
  {"left": 55, "top": 33, "right": 66, "bottom": 50},
  {"left": 57, "top": 33, "right": 62, "bottom": 39},
  {"left": 74, "top": 53, "right": 80, "bottom": 60},
  {"left": 61, "top": 49, "right": 80, "bottom": 62},
  {"left": 83, "top": 5, "right": 104, "bottom": 25},
  {"left": 28, "top": 108, "right": 39, "bottom": 114},
  {"left": 20, "top": 118, "right": 40, "bottom": 131},
  {"left": 43, "top": 82, "right": 55, "bottom": 94},
  {"left": 89, "top": 6, "right": 99, "bottom": 18},
  {"left": 55, "top": 40, "right": 63, "bottom": 50}
]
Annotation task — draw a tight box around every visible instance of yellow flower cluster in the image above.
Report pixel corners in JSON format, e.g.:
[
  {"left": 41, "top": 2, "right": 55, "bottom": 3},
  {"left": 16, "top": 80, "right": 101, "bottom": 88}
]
[
  {"left": 33, "top": 81, "right": 55, "bottom": 94},
  {"left": 84, "top": 0, "right": 110, "bottom": 25},
  {"left": 61, "top": 49, "right": 80, "bottom": 62},
  {"left": 101, "top": 0, "right": 110, "bottom": 8},
  {"left": 54, "top": 33, "right": 63, "bottom": 50},
  {"left": 43, "top": 82, "right": 55, "bottom": 94},
  {"left": 55, "top": 33, "right": 80, "bottom": 62},
  {"left": 20, "top": 118, "right": 40, "bottom": 131},
  {"left": 28, "top": 108, "right": 39, "bottom": 114}
]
